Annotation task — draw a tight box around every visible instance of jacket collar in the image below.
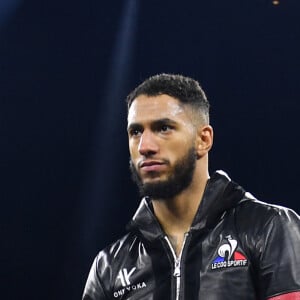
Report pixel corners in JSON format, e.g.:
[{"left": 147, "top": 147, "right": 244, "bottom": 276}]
[{"left": 127, "top": 170, "right": 246, "bottom": 242}]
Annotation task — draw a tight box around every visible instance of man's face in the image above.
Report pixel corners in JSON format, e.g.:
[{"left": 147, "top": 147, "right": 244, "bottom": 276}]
[{"left": 127, "top": 94, "right": 198, "bottom": 199}]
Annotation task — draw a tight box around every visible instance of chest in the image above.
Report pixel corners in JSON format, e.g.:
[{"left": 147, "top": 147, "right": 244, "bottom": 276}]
[{"left": 109, "top": 229, "right": 257, "bottom": 300}]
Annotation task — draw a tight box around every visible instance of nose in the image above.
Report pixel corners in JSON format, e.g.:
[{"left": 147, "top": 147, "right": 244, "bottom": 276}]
[{"left": 138, "top": 130, "right": 159, "bottom": 156}]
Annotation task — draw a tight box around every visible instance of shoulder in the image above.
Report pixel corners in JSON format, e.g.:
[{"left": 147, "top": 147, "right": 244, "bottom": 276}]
[
  {"left": 235, "top": 192, "right": 300, "bottom": 230},
  {"left": 232, "top": 193, "right": 300, "bottom": 259},
  {"left": 83, "top": 232, "right": 141, "bottom": 299},
  {"left": 94, "top": 232, "right": 140, "bottom": 271}
]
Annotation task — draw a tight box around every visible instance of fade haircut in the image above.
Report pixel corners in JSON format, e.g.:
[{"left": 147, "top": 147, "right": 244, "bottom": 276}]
[{"left": 126, "top": 73, "right": 210, "bottom": 124}]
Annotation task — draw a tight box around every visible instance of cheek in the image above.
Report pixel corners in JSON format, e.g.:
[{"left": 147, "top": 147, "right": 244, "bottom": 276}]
[
  {"left": 129, "top": 140, "right": 139, "bottom": 158},
  {"left": 169, "top": 140, "right": 195, "bottom": 160}
]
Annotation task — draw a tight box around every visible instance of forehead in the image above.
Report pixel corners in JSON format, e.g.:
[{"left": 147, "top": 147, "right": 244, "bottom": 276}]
[{"left": 127, "top": 94, "right": 189, "bottom": 124}]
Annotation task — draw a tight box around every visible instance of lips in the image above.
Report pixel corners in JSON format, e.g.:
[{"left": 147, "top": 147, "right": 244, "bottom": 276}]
[{"left": 139, "top": 160, "right": 166, "bottom": 172}]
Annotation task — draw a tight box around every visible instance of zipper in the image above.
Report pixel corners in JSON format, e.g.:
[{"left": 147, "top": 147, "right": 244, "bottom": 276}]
[{"left": 164, "top": 233, "right": 189, "bottom": 300}]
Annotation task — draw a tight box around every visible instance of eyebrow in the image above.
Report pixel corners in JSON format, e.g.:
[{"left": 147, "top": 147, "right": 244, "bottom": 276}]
[{"left": 127, "top": 118, "right": 177, "bottom": 132}]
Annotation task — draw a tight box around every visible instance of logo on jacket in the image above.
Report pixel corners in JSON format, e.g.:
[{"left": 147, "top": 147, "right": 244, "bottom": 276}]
[
  {"left": 114, "top": 267, "right": 147, "bottom": 298},
  {"left": 211, "top": 235, "right": 248, "bottom": 270},
  {"left": 117, "top": 267, "right": 136, "bottom": 287}
]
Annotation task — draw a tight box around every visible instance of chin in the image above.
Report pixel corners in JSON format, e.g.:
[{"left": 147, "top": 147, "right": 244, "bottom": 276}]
[{"left": 142, "top": 175, "right": 168, "bottom": 184}]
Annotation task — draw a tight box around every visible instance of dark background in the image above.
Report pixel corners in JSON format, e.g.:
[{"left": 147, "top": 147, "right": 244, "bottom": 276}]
[{"left": 1, "top": 0, "right": 299, "bottom": 299}]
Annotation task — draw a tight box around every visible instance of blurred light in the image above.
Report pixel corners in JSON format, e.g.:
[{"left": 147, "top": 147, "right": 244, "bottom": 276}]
[
  {"left": 272, "top": 0, "right": 280, "bottom": 5},
  {"left": 80, "top": 0, "right": 139, "bottom": 252}
]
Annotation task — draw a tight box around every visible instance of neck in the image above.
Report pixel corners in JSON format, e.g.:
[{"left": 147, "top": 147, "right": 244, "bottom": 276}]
[{"left": 152, "top": 165, "right": 209, "bottom": 255}]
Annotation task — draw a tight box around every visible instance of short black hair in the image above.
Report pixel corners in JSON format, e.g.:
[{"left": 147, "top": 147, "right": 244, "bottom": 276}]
[{"left": 126, "top": 73, "right": 210, "bottom": 124}]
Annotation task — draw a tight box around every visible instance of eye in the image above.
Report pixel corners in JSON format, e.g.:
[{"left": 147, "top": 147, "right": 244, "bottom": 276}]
[
  {"left": 159, "top": 124, "right": 173, "bottom": 133},
  {"left": 129, "top": 127, "right": 143, "bottom": 137}
]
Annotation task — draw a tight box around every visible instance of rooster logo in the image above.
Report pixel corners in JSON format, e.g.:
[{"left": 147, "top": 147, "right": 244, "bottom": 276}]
[
  {"left": 211, "top": 235, "right": 248, "bottom": 269},
  {"left": 217, "top": 235, "right": 237, "bottom": 261}
]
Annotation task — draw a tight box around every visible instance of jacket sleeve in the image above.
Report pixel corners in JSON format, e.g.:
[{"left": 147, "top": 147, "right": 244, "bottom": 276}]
[
  {"left": 82, "top": 256, "right": 109, "bottom": 300},
  {"left": 255, "top": 207, "right": 300, "bottom": 299},
  {"left": 268, "top": 291, "right": 300, "bottom": 299}
]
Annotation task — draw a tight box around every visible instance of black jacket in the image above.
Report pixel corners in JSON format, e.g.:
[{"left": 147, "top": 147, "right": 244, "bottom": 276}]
[{"left": 83, "top": 171, "right": 300, "bottom": 300}]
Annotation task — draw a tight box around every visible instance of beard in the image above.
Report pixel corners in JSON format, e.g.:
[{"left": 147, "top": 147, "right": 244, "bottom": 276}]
[{"left": 129, "top": 147, "right": 197, "bottom": 200}]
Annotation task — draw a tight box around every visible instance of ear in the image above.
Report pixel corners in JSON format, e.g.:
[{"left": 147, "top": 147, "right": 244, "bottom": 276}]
[{"left": 195, "top": 125, "right": 213, "bottom": 158}]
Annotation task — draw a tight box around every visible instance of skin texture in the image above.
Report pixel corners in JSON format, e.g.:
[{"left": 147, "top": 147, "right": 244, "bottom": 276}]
[{"left": 127, "top": 94, "right": 213, "bottom": 255}]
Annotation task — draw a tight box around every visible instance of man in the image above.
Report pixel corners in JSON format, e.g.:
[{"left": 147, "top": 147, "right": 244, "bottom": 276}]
[{"left": 83, "top": 74, "right": 300, "bottom": 299}]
